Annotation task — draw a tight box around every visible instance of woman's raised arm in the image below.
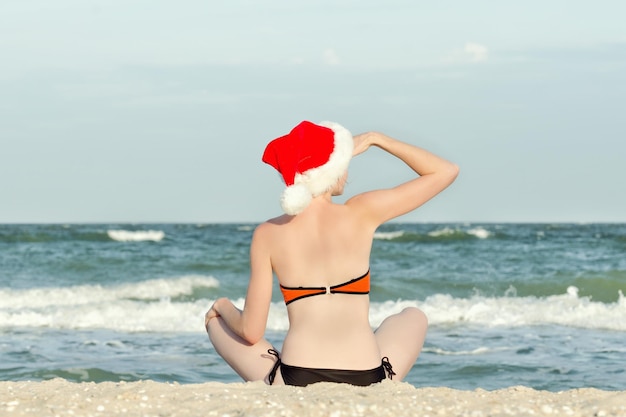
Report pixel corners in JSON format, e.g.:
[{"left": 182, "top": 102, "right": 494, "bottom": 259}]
[{"left": 348, "top": 131, "right": 459, "bottom": 225}]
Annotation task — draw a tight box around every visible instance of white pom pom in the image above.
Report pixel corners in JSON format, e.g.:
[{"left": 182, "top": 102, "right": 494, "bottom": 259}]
[{"left": 281, "top": 184, "right": 312, "bottom": 215}]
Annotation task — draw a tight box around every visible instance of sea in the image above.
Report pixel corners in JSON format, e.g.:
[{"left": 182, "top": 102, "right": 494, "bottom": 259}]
[{"left": 1, "top": 223, "right": 625, "bottom": 391}]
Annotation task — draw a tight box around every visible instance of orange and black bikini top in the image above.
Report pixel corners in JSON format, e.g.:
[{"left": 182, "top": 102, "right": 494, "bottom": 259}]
[{"left": 279, "top": 270, "right": 370, "bottom": 305}]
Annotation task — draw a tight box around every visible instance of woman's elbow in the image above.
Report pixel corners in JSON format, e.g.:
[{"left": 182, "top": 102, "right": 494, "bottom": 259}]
[
  {"left": 243, "top": 333, "right": 263, "bottom": 345},
  {"left": 444, "top": 162, "right": 460, "bottom": 184},
  {"left": 451, "top": 162, "right": 460, "bottom": 179},
  {"left": 241, "top": 325, "right": 264, "bottom": 345}
]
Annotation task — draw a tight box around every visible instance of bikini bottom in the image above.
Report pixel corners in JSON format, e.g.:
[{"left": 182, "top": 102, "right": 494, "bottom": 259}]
[{"left": 267, "top": 349, "right": 396, "bottom": 387}]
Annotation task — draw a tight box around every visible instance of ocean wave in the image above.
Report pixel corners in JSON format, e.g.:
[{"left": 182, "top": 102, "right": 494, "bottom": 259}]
[
  {"left": 1, "top": 228, "right": 167, "bottom": 244},
  {"left": 418, "top": 288, "right": 626, "bottom": 331},
  {"left": 427, "top": 226, "right": 492, "bottom": 240},
  {"left": 0, "top": 275, "right": 219, "bottom": 332},
  {"left": 0, "top": 229, "right": 110, "bottom": 243},
  {"left": 373, "top": 226, "right": 493, "bottom": 242},
  {"left": 466, "top": 227, "right": 492, "bottom": 239},
  {"left": 369, "top": 287, "right": 626, "bottom": 332},
  {"left": 2, "top": 280, "right": 625, "bottom": 333},
  {"left": 374, "top": 231, "right": 405, "bottom": 240},
  {"left": 0, "top": 275, "right": 219, "bottom": 309},
  {"left": 107, "top": 230, "right": 165, "bottom": 242},
  {"left": 422, "top": 346, "right": 510, "bottom": 356}
]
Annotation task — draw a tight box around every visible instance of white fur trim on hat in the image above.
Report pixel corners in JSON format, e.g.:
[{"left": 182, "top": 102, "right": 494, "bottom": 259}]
[{"left": 293, "top": 121, "right": 353, "bottom": 196}]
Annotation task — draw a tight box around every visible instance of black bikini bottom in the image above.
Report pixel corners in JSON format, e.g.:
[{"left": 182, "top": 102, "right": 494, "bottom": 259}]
[{"left": 267, "top": 349, "right": 395, "bottom": 387}]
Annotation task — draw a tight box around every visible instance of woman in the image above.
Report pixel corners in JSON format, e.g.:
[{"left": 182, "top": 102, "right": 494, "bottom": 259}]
[{"left": 205, "top": 120, "right": 459, "bottom": 386}]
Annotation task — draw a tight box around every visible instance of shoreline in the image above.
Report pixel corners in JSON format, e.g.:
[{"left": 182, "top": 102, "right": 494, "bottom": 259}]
[{"left": 2, "top": 379, "right": 625, "bottom": 417}]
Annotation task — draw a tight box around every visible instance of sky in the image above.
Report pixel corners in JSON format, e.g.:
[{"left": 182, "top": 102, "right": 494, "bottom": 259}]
[{"left": 1, "top": 0, "right": 625, "bottom": 223}]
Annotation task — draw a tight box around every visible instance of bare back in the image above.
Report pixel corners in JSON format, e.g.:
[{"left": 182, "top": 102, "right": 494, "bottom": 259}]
[{"left": 263, "top": 198, "right": 382, "bottom": 370}]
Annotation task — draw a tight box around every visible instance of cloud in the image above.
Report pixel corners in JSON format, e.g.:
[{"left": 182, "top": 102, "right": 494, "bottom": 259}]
[
  {"left": 323, "top": 48, "right": 341, "bottom": 66},
  {"left": 443, "top": 42, "right": 489, "bottom": 64},
  {"left": 465, "top": 42, "right": 489, "bottom": 62}
]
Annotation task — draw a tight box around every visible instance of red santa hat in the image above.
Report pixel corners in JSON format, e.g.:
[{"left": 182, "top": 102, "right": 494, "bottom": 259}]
[{"left": 262, "top": 120, "right": 353, "bottom": 215}]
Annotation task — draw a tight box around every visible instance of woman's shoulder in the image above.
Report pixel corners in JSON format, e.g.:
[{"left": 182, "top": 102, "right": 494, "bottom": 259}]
[
  {"left": 253, "top": 215, "right": 291, "bottom": 237},
  {"left": 261, "top": 214, "right": 292, "bottom": 228}
]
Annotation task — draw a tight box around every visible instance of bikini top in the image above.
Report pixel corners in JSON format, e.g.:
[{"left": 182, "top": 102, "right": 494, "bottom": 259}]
[{"left": 279, "top": 270, "right": 370, "bottom": 305}]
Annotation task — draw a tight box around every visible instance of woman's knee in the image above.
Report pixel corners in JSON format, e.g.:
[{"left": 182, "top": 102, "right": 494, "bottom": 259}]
[
  {"left": 401, "top": 307, "right": 428, "bottom": 330},
  {"left": 206, "top": 316, "right": 225, "bottom": 345}
]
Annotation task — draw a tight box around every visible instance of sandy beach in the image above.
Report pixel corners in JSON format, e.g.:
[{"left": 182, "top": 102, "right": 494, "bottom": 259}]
[{"left": 1, "top": 379, "right": 625, "bottom": 417}]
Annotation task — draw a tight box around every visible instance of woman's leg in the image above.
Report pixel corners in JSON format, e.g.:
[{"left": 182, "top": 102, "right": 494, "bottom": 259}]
[
  {"left": 374, "top": 307, "right": 428, "bottom": 381},
  {"left": 207, "top": 317, "right": 283, "bottom": 384}
]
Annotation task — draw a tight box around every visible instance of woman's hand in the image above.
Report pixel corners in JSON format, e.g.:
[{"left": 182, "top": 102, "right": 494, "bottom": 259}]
[
  {"left": 204, "top": 301, "right": 221, "bottom": 331},
  {"left": 352, "top": 132, "right": 376, "bottom": 157}
]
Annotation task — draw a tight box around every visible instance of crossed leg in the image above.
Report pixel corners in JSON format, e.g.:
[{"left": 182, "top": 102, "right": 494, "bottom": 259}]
[
  {"left": 374, "top": 307, "right": 428, "bottom": 381},
  {"left": 207, "top": 306, "right": 427, "bottom": 385},
  {"left": 206, "top": 317, "right": 283, "bottom": 384}
]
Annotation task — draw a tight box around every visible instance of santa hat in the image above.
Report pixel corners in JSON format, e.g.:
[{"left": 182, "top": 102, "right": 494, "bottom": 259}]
[{"left": 262, "top": 120, "right": 353, "bottom": 215}]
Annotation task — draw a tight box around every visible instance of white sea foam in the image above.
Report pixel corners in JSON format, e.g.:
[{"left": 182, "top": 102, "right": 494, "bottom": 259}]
[
  {"left": 2, "top": 280, "right": 624, "bottom": 333},
  {"left": 0, "top": 275, "right": 220, "bottom": 333},
  {"left": 369, "top": 289, "right": 626, "bottom": 332},
  {"left": 107, "top": 230, "right": 165, "bottom": 242},
  {"left": 467, "top": 227, "right": 491, "bottom": 239},
  {"left": 427, "top": 227, "right": 457, "bottom": 237},
  {"left": 428, "top": 226, "right": 492, "bottom": 239},
  {"left": 422, "top": 347, "right": 509, "bottom": 356},
  {"left": 0, "top": 275, "right": 218, "bottom": 310},
  {"left": 374, "top": 231, "right": 405, "bottom": 240},
  {"left": 417, "top": 289, "right": 626, "bottom": 331}
]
